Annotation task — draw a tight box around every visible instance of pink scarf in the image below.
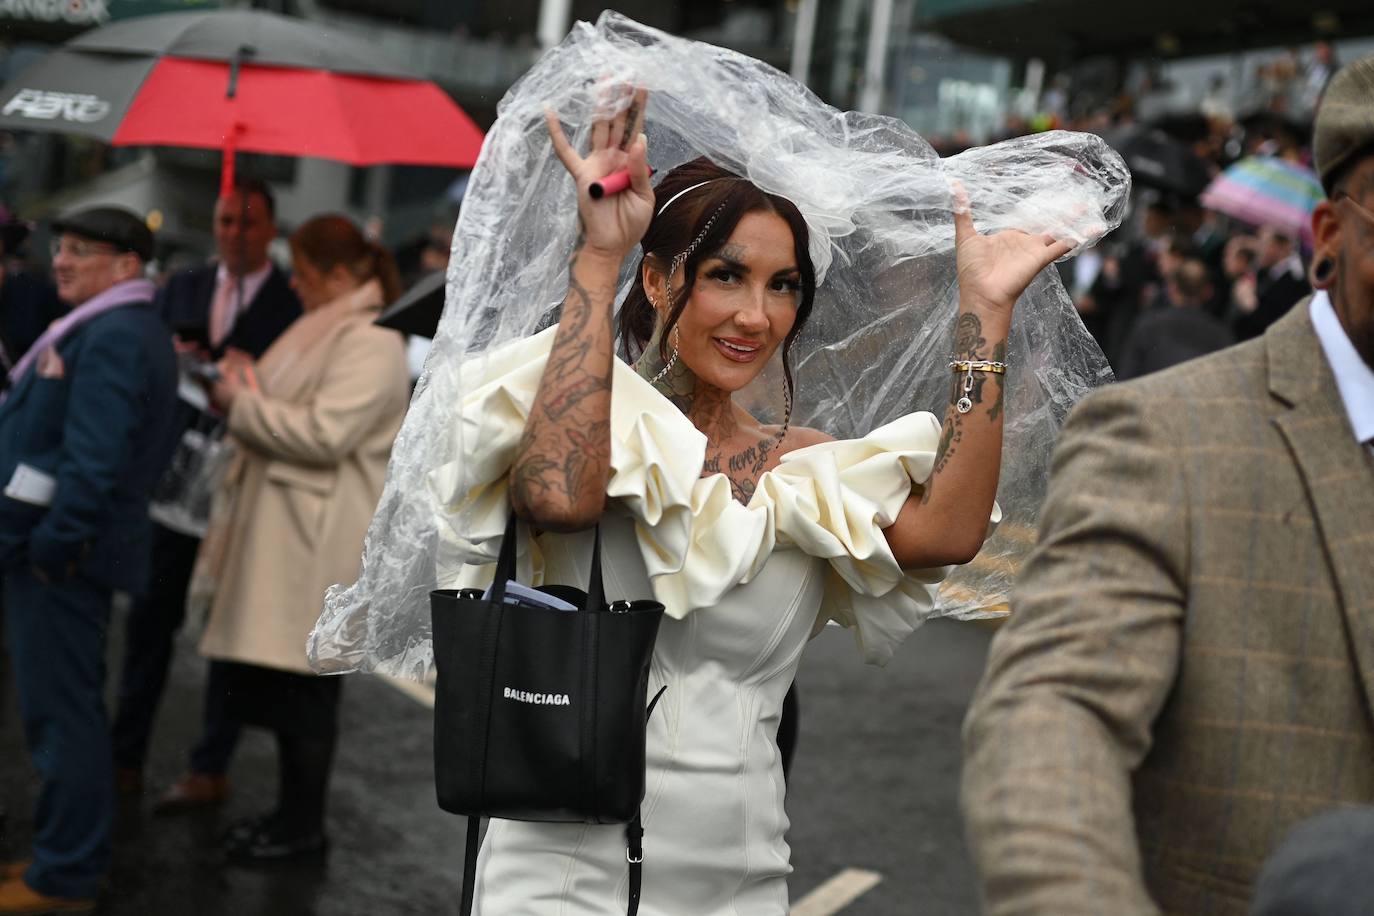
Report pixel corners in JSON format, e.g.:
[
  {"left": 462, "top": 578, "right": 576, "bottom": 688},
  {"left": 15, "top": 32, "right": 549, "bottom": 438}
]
[{"left": 4, "top": 278, "right": 157, "bottom": 397}]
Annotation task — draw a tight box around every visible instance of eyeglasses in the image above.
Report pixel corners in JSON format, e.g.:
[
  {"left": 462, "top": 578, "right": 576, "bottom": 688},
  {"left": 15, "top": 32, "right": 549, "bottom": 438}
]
[{"left": 50, "top": 238, "right": 126, "bottom": 260}]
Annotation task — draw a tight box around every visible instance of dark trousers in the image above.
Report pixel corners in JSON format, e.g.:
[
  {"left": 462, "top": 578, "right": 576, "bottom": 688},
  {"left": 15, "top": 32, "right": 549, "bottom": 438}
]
[
  {"left": 227, "top": 663, "right": 343, "bottom": 834},
  {"left": 111, "top": 523, "right": 240, "bottom": 774},
  {"left": 3, "top": 568, "right": 114, "bottom": 899}
]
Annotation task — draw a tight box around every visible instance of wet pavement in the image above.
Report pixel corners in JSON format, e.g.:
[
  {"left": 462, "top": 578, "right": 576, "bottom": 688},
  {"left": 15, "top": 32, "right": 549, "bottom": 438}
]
[{"left": 1, "top": 601, "right": 993, "bottom": 915}]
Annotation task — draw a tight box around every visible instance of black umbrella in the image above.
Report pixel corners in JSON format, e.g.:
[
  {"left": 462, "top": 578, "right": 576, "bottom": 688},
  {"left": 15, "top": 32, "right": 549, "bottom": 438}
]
[
  {"left": 1147, "top": 111, "right": 1213, "bottom": 145},
  {"left": 1102, "top": 125, "right": 1213, "bottom": 200},
  {"left": 376, "top": 270, "right": 445, "bottom": 338},
  {"left": 1238, "top": 108, "right": 1311, "bottom": 149}
]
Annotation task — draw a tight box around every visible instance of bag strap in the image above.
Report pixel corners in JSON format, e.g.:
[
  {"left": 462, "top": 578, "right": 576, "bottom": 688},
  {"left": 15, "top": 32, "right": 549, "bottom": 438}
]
[
  {"left": 456, "top": 514, "right": 521, "bottom": 915},
  {"left": 489, "top": 509, "right": 521, "bottom": 605},
  {"left": 584, "top": 521, "right": 605, "bottom": 613},
  {"left": 468, "top": 514, "right": 513, "bottom": 809},
  {"left": 625, "top": 684, "right": 668, "bottom": 916},
  {"left": 579, "top": 523, "right": 607, "bottom": 817},
  {"left": 460, "top": 816, "right": 480, "bottom": 916}
]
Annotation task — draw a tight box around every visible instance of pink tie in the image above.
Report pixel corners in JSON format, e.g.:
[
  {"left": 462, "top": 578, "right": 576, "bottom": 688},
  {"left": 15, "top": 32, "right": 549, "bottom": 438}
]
[{"left": 209, "top": 274, "right": 237, "bottom": 349}]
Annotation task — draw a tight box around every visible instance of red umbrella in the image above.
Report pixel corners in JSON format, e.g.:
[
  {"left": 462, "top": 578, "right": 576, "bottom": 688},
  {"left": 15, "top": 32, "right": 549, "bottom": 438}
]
[{"left": 0, "top": 10, "right": 485, "bottom": 194}]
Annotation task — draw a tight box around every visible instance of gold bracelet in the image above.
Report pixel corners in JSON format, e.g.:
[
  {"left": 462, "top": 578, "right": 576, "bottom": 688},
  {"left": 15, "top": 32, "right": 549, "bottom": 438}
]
[
  {"left": 948, "top": 360, "right": 1008, "bottom": 414},
  {"left": 947, "top": 360, "right": 1007, "bottom": 374}
]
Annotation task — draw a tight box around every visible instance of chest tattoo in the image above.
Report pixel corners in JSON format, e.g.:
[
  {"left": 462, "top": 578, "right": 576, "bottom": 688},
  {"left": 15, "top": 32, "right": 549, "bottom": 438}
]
[{"left": 703, "top": 435, "right": 777, "bottom": 504}]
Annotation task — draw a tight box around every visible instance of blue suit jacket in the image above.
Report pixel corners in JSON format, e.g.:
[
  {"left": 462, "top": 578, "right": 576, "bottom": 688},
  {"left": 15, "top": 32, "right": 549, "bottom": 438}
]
[
  {"left": 0, "top": 270, "right": 63, "bottom": 377},
  {"left": 0, "top": 299, "right": 178, "bottom": 592}
]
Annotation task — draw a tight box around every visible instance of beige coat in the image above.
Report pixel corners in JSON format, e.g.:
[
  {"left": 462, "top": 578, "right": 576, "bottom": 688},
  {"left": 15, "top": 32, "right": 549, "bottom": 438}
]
[
  {"left": 962, "top": 303, "right": 1374, "bottom": 915},
  {"left": 199, "top": 279, "right": 409, "bottom": 674}
]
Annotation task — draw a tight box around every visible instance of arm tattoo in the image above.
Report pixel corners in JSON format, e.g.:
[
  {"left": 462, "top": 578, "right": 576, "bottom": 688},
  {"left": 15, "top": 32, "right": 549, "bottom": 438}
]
[
  {"left": 510, "top": 230, "right": 616, "bottom": 518},
  {"left": 987, "top": 341, "right": 1006, "bottom": 423},
  {"left": 922, "top": 406, "right": 962, "bottom": 505},
  {"left": 953, "top": 313, "right": 987, "bottom": 358},
  {"left": 921, "top": 313, "right": 1005, "bottom": 504}
]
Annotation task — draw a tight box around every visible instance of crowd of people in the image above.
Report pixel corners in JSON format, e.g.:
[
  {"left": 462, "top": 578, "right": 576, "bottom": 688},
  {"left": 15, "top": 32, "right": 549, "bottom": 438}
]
[
  {"left": 0, "top": 24, "right": 1369, "bottom": 916},
  {"left": 926, "top": 41, "right": 1346, "bottom": 384},
  {"left": 0, "top": 181, "right": 410, "bottom": 912}
]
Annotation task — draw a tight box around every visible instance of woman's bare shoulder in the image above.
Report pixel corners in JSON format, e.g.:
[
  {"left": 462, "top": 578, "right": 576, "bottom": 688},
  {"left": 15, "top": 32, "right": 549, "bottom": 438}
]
[{"left": 770, "top": 424, "right": 836, "bottom": 458}]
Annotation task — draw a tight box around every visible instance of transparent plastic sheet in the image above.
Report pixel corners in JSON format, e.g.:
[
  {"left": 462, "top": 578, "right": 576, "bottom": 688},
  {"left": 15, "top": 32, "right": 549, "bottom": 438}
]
[{"left": 307, "top": 12, "right": 1129, "bottom": 679}]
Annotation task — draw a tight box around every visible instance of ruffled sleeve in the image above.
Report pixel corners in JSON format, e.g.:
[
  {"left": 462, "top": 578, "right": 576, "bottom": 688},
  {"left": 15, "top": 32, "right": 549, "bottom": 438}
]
[
  {"left": 426, "top": 327, "right": 709, "bottom": 604},
  {"left": 426, "top": 328, "right": 998, "bottom": 663},
  {"left": 759, "top": 413, "right": 1002, "bottom": 666}
]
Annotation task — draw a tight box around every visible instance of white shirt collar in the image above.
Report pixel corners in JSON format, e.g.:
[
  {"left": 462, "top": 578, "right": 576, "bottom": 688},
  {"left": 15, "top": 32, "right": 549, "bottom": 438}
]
[
  {"left": 214, "top": 260, "right": 274, "bottom": 316},
  {"left": 1309, "top": 291, "right": 1374, "bottom": 445},
  {"left": 1269, "top": 253, "right": 1304, "bottom": 283}
]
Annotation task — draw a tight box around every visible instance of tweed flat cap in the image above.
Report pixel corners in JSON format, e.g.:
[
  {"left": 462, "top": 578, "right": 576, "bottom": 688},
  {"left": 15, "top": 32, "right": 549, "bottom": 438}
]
[{"left": 1314, "top": 54, "right": 1374, "bottom": 193}]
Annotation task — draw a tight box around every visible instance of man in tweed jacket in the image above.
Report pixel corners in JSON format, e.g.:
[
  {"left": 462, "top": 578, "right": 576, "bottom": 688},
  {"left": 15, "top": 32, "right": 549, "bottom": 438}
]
[{"left": 962, "top": 56, "right": 1374, "bottom": 916}]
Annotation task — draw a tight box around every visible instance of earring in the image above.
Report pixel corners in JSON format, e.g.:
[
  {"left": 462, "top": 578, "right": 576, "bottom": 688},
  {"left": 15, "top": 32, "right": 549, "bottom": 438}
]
[
  {"left": 1309, "top": 255, "right": 1335, "bottom": 289},
  {"left": 650, "top": 325, "right": 680, "bottom": 384}
]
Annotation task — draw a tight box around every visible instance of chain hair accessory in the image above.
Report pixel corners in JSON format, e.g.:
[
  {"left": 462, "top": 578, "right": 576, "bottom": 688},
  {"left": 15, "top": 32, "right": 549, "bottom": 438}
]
[
  {"left": 778, "top": 374, "right": 793, "bottom": 439},
  {"left": 668, "top": 194, "right": 733, "bottom": 281},
  {"left": 949, "top": 359, "right": 1007, "bottom": 414},
  {"left": 649, "top": 326, "right": 681, "bottom": 384}
]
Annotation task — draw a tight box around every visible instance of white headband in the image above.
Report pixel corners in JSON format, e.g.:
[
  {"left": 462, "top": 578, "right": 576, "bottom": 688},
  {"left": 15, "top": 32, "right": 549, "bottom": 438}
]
[
  {"left": 652, "top": 172, "right": 834, "bottom": 283},
  {"left": 654, "top": 177, "right": 731, "bottom": 217}
]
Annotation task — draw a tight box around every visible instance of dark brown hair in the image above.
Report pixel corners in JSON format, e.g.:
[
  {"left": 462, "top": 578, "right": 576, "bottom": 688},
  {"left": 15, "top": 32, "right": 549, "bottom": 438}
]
[
  {"left": 618, "top": 157, "right": 817, "bottom": 409},
  {"left": 289, "top": 214, "right": 402, "bottom": 305}
]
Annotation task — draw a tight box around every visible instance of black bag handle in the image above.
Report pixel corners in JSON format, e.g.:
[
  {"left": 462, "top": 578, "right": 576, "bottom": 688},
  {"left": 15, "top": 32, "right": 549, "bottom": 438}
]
[
  {"left": 488, "top": 511, "right": 521, "bottom": 606},
  {"left": 492, "top": 510, "right": 606, "bottom": 612},
  {"left": 585, "top": 522, "right": 605, "bottom": 613}
]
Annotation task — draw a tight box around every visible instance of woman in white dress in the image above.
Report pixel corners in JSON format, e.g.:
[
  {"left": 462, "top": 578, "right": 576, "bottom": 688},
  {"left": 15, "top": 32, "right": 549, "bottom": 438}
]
[{"left": 440, "top": 89, "right": 1079, "bottom": 914}]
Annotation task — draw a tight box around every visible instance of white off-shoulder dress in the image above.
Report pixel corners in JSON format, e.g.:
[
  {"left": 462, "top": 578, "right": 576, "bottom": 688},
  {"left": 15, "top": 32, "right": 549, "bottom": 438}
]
[{"left": 429, "top": 329, "right": 990, "bottom": 916}]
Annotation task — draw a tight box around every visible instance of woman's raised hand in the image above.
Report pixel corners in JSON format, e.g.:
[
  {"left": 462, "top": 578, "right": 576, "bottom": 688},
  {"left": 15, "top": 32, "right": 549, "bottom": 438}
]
[
  {"left": 546, "top": 86, "right": 653, "bottom": 260},
  {"left": 951, "top": 181, "right": 1075, "bottom": 317}
]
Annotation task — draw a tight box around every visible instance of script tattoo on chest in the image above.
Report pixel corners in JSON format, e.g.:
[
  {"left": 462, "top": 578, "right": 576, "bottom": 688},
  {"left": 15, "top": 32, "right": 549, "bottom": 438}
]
[{"left": 702, "top": 435, "right": 775, "bottom": 504}]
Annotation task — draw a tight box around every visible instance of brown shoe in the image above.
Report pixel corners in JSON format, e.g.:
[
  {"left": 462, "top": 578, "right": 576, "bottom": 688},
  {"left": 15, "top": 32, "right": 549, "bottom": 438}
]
[
  {"left": 0, "top": 863, "right": 29, "bottom": 883},
  {"left": 0, "top": 877, "right": 95, "bottom": 914},
  {"left": 115, "top": 767, "right": 143, "bottom": 796},
  {"left": 151, "top": 772, "right": 230, "bottom": 815}
]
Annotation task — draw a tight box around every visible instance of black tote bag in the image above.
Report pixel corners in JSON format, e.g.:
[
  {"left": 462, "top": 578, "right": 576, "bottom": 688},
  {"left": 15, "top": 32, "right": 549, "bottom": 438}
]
[{"left": 430, "top": 510, "right": 665, "bottom": 913}]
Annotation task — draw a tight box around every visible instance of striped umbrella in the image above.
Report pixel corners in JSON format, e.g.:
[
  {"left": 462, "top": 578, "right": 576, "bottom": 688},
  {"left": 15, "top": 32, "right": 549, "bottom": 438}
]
[{"left": 1200, "top": 156, "right": 1324, "bottom": 245}]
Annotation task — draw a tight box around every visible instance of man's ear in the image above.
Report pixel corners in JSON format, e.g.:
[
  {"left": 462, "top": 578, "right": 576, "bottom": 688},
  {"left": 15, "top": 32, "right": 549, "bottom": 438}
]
[
  {"left": 116, "top": 254, "right": 144, "bottom": 283},
  {"left": 1311, "top": 199, "right": 1342, "bottom": 262}
]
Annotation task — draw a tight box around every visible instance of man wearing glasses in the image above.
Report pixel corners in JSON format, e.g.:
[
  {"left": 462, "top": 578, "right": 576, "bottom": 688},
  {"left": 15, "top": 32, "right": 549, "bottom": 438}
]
[{"left": 0, "top": 207, "right": 177, "bottom": 914}]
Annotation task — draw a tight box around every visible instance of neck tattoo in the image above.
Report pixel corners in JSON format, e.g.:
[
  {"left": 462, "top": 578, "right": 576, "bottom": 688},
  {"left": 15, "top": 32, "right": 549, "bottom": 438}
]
[{"left": 636, "top": 326, "right": 785, "bottom": 504}]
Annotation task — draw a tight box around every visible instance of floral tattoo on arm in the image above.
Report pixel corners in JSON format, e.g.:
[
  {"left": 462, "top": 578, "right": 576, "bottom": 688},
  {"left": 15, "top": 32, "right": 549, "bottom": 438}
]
[{"left": 511, "top": 230, "right": 616, "bottom": 513}]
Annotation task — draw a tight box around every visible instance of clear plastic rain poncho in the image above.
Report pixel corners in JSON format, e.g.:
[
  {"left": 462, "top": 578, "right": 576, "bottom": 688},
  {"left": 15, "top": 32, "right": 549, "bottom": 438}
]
[{"left": 307, "top": 11, "right": 1130, "bottom": 680}]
